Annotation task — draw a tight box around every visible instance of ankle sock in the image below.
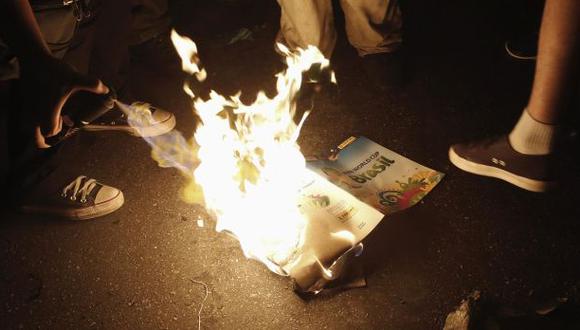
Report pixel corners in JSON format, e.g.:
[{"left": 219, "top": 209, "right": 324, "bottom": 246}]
[{"left": 508, "top": 109, "right": 557, "bottom": 155}]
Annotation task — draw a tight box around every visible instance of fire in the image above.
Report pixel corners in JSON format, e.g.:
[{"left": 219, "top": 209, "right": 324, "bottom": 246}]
[{"left": 124, "top": 30, "right": 334, "bottom": 275}]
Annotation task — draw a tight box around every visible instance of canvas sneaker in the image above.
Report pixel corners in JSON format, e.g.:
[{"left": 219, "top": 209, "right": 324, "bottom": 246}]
[
  {"left": 449, "top": 136, "right": 556, "bottom": 192},
  {"left": 20, "top": 175, "right": 124, "bottom": 220},
  {"left": 361, "top": 49, "right": 404, "bottom": 92},
  {"left": 84, "top": 102, "right": 176, "bottom": 137},
  {"left": 504, "top": 33, "right": 538, "bottom": 60},
  {"left": 130, "top": 31, "right": 181, "bottom": 74}
]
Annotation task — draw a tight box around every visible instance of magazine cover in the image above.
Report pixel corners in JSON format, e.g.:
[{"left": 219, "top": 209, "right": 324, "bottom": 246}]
[
  {"left": 306, "top": 136, "right": 444, "bottom": 215},
  {"left": 287, "top": 136, "right": 444, "bottom": 292}
]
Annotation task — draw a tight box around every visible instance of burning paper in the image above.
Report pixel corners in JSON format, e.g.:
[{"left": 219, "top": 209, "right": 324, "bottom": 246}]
[
  {"left": 124, "top": 30, "right": 331, "bottom": 277},
  {"left": 124, "top": 30, "right": 443, "bottom": 293},
  {"left": 291, "top": 136, "right": 443, "bottom": 291}
]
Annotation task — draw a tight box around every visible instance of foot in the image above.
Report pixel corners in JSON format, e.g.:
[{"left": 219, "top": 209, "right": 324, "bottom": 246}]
[
  {"left": 449, "top": 136, "right": 556, "bottom": 192},
  {"left": 130, "top": 31, "right": 181, "bottom": 74},
  {"left": 505, "top": 33, "right": 538, "bottom": 60},
  {"left": 297, "top": 62, "right": 338, "bottom": 109},
  {"left": 361, "top": 49, "right": 404, "bottom": 92},
  {"left": 83, "top": 102, "right": 176, "bottom": 137},
  {"left": 20, "top": 175, "right": 124, "bottom": 220}
]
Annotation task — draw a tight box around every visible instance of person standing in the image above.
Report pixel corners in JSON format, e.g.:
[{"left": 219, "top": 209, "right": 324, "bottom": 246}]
[{"left": 449, "top": 0, "right": 580, "bottom": 192}]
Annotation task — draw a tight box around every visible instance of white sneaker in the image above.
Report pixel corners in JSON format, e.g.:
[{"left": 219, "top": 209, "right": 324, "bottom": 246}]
[
  {"left": 20, "top": 175, "right": 124, "bottom": 220},
  {"left": 84, "top": 102, "right": 176, "bottom": 137}
]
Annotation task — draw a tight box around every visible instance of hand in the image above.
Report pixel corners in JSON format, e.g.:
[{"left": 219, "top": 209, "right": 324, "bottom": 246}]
[{"left": 19, "top": 55, "right": 109, "bottom": 147}]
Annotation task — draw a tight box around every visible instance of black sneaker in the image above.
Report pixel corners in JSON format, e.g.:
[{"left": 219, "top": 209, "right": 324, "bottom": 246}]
[
  {"left": 505, "top": 33, "right": 538, "bottom": 60},
  {"left": 449, "top": 136, "right": 556, "bottom": 192},
  {"left": 129, "top": 31, "right": 181, "bottom": 74},
  {"left": 20, "top": 175, "right": 124, "bottom": 220},
  {"left": 361, "top": 49, "right": 404, "bottom": 92},
  {"left": 84, "top": 102, "right": 176, "bottom": 137},
  {"left": 297, "top": 62, "right": 339, "bottom": 109}
]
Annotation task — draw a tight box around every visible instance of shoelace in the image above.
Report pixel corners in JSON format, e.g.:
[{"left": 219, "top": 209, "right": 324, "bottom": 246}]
[
  {"left": 61, "top": 176, "right": 98, "bottom": 203},
  {"left": 127, "top": 103, "right": 155, "bottom": 126}
]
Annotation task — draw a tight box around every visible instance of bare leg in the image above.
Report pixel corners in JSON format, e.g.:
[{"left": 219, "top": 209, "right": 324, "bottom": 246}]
[
  {"left": 526, "top": 0, "right": 580, "bottom": 124},
  {"left": 508, "top": 0, "right": 580, "bottom": 156},
  {"left": 449, "top": 0, "right": 580, "bottom": 192}
]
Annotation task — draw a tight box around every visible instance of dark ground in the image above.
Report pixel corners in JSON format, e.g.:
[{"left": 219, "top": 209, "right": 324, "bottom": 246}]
[{"left": 2, "top": 1, "right": 580, "bottom": 329}]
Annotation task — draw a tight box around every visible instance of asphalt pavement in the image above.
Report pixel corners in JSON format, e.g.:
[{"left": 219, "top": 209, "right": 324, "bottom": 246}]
[{"left": 2, "top": 1, "right": 580, "bottom": 329}]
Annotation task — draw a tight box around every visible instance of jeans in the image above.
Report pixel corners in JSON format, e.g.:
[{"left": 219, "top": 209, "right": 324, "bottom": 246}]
[
  {"left": 0, "top": 0, "right": 132, "bottom": 203},
  {"left": 130, "top": 0, "right": 171, "bottom": 45}
]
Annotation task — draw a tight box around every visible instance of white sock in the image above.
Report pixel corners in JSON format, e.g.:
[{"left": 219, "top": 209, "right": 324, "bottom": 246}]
[{"left": 508, "top": 109, "right": 557, "bottom": 155}]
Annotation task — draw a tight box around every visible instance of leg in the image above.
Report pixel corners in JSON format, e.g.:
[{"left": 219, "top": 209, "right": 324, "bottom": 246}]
[
  {"left": 64, "top": 0, "right": 132, "bottom": 93},
  {"left": 6, "top": 5, "right": 81, "bottom": 199},
  {"left": 340, "top": 0, "right": 404, "bottom": 91},
  {"left": 526, "top": 0, "right": 580, "bottom": 125},
  {"left": 277, "top": 0, "right": 336, "bottom": 58},
  {"left": 87, "top": 0, "right": 132, "bottom": 90},
  {"left": 128, "top": 0, "right": 181, "bottom": 76},
  {"left": 67, "top": 0, "right": 176, "bottom": 138},
  {"left": 129, "top": 0, "right": 171, "bottom": 46},
  {"left": 504, "top": 0, "right": 543, "bottom": 61},
  {"left": 340, "top": 0, "right": 402, "bottom": 56},
  {"left": 3, "top": 3, "right": 125, "bottom": 218},
  {"left": 508, "top": 0, "right": 580, "bottom": 155},
  {"left": 449, "top": 0, "right": 580, "bottom": 192}
]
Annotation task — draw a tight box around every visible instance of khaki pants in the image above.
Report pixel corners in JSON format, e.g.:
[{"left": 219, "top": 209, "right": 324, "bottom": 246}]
[{"left": 278, "top": 0, "right": 402, "bottom": 57}]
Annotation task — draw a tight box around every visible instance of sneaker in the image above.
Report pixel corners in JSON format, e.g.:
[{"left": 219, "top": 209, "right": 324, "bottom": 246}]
[
  {"left": 83, "top": 102, "right": 176, "bottom": 137},
  {"left": 505, "top": 33, "right": 538, "bottom": 60},
  {"left": 297, "top": 62, "right": 339, "bottom": 109},
  {"left": 361, "top": 49, "right": 404, "bottom": 92},
  {"left": 20, "top": 175, "right": 124, "bottom": 220},
  {"left": 129, "top": 31, "right": 181, "bottom": 74},
  {"left": 449, "top": 136, "right": 556, "bottom": 192}
]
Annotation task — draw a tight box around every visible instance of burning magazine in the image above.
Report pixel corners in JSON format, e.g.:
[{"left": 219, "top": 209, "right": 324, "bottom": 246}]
[
  {"left": 125, "top": 30, "right": 443, "bottom": 294},
  {"left": 283, "top": 136, "right": 443, "bottom": 292}
]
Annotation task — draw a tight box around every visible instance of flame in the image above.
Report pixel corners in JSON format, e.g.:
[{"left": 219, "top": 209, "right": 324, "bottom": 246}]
[
  {"left": 170, "top": 30, "right": 207, "bottom": 82},
  {"left": 125, "top": 30, "right": 334, "bottom": 275}
]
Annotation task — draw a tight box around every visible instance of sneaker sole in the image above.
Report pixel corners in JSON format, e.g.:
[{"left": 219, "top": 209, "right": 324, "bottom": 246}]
[
  {"left": 504, "top": 42, "right": 537, "bottom": 61},
  {"left": 21, "top": 191, "right": 125, "bottom": 220},
  {"left": 448, "top": 147, "right": 554, "bottom": 193},
  {"left": 83, "top": 114, "right": 176, "bottom": 137}
]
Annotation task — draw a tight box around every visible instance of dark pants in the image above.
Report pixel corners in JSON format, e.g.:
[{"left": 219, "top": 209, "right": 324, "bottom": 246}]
[{"left": 0, "top": 0, "right": 132, "bottom": 205}]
